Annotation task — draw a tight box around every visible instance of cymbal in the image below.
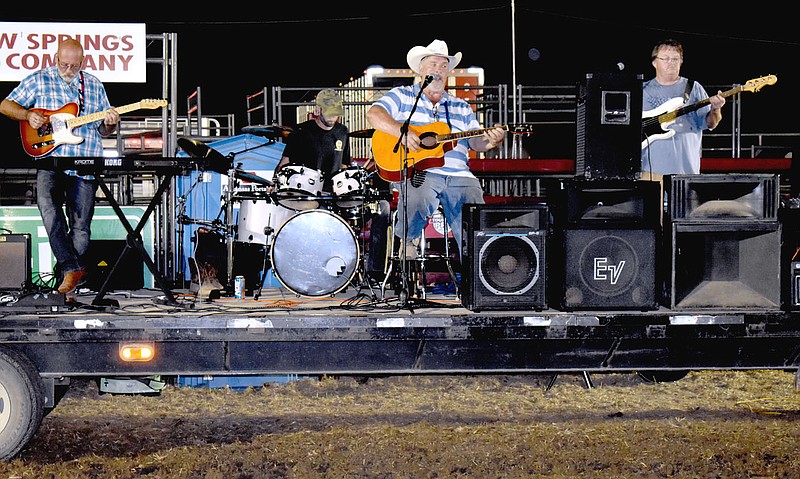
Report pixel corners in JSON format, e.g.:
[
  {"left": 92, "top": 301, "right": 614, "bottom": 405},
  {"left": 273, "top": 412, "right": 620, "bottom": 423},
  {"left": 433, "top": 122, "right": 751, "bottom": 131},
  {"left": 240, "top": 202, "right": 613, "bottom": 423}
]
[
  {"left": 234, "top": 168, "right": 273, "bottom": 187},
  {"left": 177, "top": 137, "right": 230, "bottom": 174},
  {"left": 242, "top": 124, "right": 293, "bottom": 139},
  {"left": 348, "top": 128, "right": 375, "bottom": 138}
]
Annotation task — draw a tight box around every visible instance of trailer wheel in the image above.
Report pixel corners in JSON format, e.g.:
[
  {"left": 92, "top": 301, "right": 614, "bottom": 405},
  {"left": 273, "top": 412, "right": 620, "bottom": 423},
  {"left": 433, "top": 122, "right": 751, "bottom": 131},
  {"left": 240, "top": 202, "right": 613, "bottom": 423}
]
[
  {"left": 0, "top": 348, "right": 45, "bottom": 461},
  {"left": 637, "top": 370, "right": 690, "bottom": 383}
]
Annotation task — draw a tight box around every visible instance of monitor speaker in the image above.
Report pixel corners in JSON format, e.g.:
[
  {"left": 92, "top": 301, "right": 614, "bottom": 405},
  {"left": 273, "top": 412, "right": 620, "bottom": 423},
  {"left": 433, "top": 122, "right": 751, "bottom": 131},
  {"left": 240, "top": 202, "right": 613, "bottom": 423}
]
[
  {"left": 0, "top": 234, "right": 31, "bottom": 290},
  {"left": 83, "top": 240, "right": 144, "bottom": 292},
  {"left": 560, "top": 227, "right": 658, "bottom": 310},
  {"left": 461, "top": 204, "right": 549, "bottom": 311},
  {"left": 669, "top": 222, "right": 781, "bottom": 309},
  {"left": 576, "top": 72, "right": 643, "bottom": 179}
]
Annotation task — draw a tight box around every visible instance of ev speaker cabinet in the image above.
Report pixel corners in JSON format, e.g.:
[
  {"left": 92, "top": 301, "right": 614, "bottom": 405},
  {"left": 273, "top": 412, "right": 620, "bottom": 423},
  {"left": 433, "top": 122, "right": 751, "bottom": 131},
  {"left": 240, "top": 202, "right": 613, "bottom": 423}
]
[
  {"left": 669, "top": 222, "right": 781, "bottom": 310},
  {"left": 83, "top": 240, "right": 144, "bottom": 292},
  {"left": 559, "top": 227, "right": 658, "bottom": 310},
  {"left": 575, "top": 72, "right": 643, "bottom": 180},
  {"left": 0, "top": 233, "right": 31, "bottom": 290},
  {"left": 558, "top": 178, "right": 661, "bottom": 228},
  {"left": 461, "top": 204, "right": 549, "bottom": 312},
  {"left": 666, "top": 173, "right": 779, "bottom": 223}
]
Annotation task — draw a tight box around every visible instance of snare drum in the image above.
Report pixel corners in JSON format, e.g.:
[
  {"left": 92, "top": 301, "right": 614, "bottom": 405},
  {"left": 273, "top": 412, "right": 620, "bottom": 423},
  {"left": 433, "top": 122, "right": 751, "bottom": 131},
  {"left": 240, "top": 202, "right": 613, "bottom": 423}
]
[
  {"left": 275, "top": 165, "right": 322, "bottom": 210},
  {"left": 331, "top": 167, "right": 367, "bottom": 208},
  {"left": 236, "top": 198, "right": 294, "bottom": 245}
]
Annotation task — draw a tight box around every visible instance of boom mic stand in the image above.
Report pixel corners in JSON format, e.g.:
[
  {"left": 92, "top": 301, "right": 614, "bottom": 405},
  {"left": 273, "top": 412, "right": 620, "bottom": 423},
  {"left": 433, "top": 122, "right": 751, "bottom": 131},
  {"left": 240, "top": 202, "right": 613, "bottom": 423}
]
[{"left": 393, "top": 76, "right": 433, "bottom": 309}]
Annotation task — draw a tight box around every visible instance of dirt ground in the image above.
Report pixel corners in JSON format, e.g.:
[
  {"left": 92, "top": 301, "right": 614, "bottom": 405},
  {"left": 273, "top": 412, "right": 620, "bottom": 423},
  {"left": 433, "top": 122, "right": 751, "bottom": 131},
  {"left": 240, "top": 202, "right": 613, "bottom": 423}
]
[{"left": 1, "top": 370, "right": 799, "bottom": 478}]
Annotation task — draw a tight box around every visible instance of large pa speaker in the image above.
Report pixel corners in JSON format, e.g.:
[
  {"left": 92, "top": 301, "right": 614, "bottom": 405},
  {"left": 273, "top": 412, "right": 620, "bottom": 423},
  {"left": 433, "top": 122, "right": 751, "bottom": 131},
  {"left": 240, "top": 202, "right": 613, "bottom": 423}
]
[
  {"left": 560, "top": 227, "right": 658, "bottom": 310},
  {"left": 461, "top": 204, "right": 549, "bottom": 311},
  {"left": 558, "top": 178, "right": 661, "bottom": 228},
  {"left": 576, "top": 72, "right": 643, "bottom": 179},
  {"left": 83, "top": 240, "right": 144, "bottom": 292},
  {"left": 669, "top": 222, "right": 781, "bottom": 310},
  {"left": 667, "top": 173, "right": 779, "bottom": 223},
  {"left": 0, "top": 234, "right": 31, "bottom": 290}
]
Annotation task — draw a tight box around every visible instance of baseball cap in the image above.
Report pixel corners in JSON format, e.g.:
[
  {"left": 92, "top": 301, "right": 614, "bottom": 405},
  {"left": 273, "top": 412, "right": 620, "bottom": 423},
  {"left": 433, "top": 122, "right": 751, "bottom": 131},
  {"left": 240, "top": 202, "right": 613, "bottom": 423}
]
[{"left": 316, "top": 89, "right": 344, "bottom": 116}]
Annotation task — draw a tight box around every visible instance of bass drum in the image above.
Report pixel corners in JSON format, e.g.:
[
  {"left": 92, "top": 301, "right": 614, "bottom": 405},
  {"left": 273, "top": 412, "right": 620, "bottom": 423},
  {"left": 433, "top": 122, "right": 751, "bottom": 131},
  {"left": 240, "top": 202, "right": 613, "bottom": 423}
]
[{"left": 270, "top": 209, "right": 360, "bottom": 297}]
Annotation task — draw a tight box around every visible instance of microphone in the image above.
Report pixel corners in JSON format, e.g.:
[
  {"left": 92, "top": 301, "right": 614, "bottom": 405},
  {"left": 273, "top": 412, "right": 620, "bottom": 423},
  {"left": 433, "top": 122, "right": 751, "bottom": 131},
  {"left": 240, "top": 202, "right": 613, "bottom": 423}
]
[{"left": 422, "top": 74, "right": 435, "bottom": 88}]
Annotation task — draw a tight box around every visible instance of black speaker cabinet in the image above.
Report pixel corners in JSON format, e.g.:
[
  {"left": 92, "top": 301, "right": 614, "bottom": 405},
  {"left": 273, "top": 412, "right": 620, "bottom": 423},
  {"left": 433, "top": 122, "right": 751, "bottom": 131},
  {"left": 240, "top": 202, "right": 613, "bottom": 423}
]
[
  {"left": 558, "top": 178, "right": 661, "bottom": 228},
  {"left": 575, "top": 72, "right": 643, "bottom": 179},
  {"left": 462, "top": 204, "right": 549, "bottom": 311},
  {"left": 83, "top": 240, "right": 144, "bottom": 292},
  {"left": 667, "top": 173, "right": 779, "bottom": 223},
  {"left": 0, "top": 234, "right": 31, "bottom": 290},
  {"left": 669, "top": 222, "right": 781, "bottom": 310},
  {"left": 560, "top": 227, "right": 658, "bottom": 310}
]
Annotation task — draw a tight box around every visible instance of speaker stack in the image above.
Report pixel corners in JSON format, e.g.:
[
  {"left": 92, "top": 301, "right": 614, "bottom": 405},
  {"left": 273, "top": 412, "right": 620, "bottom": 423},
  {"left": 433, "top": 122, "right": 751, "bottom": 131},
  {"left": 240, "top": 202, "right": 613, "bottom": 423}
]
[
  {"left": 575, "top": 72, "right": 643, "bottom": 180},
  {"left": 461, "top": 204, "right": 549, "bottom": 312},
  {"left": 665, "top": 173, "right": 781, "bottom": 310},
  {"left": 554, "top": 179, "right": 660, "bottom": 311}
]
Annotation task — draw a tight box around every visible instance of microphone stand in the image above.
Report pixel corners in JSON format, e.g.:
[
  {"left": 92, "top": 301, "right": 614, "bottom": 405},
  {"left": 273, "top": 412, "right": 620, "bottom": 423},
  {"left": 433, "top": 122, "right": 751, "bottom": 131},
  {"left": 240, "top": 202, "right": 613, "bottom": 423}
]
[{"left": 395, "top": 78, "right": 431, "bottom": 308}]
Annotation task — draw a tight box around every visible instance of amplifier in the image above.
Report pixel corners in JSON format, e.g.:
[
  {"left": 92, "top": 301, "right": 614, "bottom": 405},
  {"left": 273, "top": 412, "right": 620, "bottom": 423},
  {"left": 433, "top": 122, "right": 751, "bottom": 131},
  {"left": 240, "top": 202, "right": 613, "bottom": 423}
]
[{"left": 0, "top": 234, "right": 31, "bottom": 290}]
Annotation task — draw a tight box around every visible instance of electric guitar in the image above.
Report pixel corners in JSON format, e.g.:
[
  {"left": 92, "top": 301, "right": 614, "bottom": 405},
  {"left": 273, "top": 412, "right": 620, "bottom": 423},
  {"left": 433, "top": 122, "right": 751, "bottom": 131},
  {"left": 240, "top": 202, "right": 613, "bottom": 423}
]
[
  {"left": 20, "top": 99, "right": 168, "bottom": 158},
  {"left": 641, "top": 75, "right": 776, "bottom": 150},
  {"left": 371, "top": 122, "right": 532, "bottom": 182}
]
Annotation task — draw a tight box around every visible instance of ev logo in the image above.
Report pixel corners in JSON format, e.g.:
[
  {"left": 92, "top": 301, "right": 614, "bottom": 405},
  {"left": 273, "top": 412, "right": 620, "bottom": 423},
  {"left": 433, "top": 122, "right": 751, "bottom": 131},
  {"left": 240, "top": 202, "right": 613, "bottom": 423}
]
[{"left": 593, "top": 257, "right": 625, "bottom": 285}]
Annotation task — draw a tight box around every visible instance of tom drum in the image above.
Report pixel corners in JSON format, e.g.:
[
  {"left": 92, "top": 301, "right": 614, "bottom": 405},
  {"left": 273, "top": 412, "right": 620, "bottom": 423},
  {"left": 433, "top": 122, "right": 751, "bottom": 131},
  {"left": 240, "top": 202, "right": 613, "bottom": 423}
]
[
  {"left": 236, "top": 198, "right": 295, "bottom": 245},
  {"left": 275, "top": 165, "right": 323, "bottom": 210},
  {"left": 331, "top": 167, "right": 368, "bottom": 208},
  {"left": 270, "top": 209, "right": 360, "bottom": 297}
]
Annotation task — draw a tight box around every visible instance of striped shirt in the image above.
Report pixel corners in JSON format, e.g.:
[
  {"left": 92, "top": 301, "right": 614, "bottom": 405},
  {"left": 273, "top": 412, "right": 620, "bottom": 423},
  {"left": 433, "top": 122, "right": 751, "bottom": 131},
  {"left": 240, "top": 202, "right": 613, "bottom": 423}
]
[
  {"left": 6, "top": 66, "right": 112, "bottom": 178},
  {"left": 372, "top": 84, "right": 481, "bottom": 177}
]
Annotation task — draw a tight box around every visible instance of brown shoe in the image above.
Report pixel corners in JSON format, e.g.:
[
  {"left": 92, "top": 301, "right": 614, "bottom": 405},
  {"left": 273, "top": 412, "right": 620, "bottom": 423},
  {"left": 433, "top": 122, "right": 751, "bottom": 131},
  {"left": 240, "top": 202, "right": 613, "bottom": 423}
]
[{"left": 57, "top": 268, "right": 87, "bottom": 294}]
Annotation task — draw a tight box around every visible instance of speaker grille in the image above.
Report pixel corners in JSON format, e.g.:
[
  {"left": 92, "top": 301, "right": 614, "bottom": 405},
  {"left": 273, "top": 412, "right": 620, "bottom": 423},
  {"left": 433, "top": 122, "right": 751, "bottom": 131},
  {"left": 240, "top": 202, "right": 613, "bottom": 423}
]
[
  {"left": 0, "top": 234, "right": 31, "bottom": 290},
  {"left": 478, "top": 233, "right": 541, "bottom": 295}
]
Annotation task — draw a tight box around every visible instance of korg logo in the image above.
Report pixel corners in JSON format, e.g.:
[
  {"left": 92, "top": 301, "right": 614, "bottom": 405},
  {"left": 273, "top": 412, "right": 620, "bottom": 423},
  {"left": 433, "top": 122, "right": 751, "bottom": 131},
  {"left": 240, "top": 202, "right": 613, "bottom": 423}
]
[{"left": 593, "top": 258, "right": 625, "bottom": 285}]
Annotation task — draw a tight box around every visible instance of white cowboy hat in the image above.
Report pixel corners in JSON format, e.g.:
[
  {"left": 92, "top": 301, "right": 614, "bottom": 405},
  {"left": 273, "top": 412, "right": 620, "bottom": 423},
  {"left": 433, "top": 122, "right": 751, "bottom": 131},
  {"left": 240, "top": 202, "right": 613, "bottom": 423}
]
[{"left": 406, "top": 39, "right": 462, "bottom": 74}]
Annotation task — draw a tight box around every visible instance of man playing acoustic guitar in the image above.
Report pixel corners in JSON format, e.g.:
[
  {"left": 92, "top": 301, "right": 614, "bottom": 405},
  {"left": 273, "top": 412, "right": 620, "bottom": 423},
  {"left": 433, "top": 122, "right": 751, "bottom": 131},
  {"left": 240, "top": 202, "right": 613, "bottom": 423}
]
[
  {"left": 366, "top": 39, "right": 505, "bottom": 262},
  {"left": 0, "top": 38, "right": 120, "bottom": 300}
]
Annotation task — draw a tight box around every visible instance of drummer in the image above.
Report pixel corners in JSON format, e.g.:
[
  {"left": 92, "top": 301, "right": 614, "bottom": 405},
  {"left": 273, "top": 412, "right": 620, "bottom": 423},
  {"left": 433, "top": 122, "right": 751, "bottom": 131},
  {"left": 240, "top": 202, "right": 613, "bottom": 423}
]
[{"left": 274, "top": 88, "right": 351, "bottom": 194}]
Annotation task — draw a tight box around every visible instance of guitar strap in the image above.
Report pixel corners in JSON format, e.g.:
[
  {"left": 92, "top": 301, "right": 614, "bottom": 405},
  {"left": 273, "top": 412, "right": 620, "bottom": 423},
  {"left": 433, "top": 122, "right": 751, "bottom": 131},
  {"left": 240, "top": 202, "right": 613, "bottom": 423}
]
[
  {"left": 78, "top": 72, "right": 85, "bottom": 114},
  {"left": 682, "top": 78, "right": 693, "bottom": 104}
]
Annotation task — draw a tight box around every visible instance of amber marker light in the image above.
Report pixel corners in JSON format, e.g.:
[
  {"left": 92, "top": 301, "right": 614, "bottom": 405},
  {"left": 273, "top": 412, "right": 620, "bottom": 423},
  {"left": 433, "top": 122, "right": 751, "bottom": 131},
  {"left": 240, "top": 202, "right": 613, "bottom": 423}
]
[{"left": 119, "top": 343, "right": 156, "bottom": 362}]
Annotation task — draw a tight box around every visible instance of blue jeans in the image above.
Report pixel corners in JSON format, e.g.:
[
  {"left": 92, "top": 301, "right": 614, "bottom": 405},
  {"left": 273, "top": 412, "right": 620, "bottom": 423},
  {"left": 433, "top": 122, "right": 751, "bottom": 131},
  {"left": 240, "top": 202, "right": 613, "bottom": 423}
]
[
  {"left": 394, "top": 171, "right": 484, "bottom": 258},
  {"left": 36, "top": 170, "right": 97, "bottom": 274}
]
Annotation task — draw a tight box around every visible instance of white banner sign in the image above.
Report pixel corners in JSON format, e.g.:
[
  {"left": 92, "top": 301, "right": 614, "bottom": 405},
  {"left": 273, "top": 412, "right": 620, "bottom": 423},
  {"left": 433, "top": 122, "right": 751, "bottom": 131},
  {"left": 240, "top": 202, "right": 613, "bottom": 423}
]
[{"left": 0, "top": 22, "right": 147, "bottom": 83}]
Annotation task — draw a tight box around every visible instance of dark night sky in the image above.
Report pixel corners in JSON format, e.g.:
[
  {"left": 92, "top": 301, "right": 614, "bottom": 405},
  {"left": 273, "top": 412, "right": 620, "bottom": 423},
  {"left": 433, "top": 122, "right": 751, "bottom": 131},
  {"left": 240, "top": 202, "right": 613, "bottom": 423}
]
[{"left": 2, "top": 4, "right": 797, "bottom": 160}]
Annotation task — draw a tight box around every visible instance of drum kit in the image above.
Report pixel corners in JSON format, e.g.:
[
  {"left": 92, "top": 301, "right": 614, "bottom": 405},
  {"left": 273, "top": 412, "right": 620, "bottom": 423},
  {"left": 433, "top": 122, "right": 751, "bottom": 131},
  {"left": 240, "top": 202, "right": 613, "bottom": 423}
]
[{"left": 178, "top": 132, "right": 387, "bottom": 298}]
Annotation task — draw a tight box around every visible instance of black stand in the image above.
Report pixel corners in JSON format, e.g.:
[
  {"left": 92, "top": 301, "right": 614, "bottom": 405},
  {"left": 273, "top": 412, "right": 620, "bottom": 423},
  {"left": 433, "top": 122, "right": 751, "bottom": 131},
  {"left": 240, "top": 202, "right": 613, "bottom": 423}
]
[
  {"left": 393, "top": 77, "right": 441, "bottom": 311},
  {"left": 92, "top": 174, "right": 177, "bottom": 307}
]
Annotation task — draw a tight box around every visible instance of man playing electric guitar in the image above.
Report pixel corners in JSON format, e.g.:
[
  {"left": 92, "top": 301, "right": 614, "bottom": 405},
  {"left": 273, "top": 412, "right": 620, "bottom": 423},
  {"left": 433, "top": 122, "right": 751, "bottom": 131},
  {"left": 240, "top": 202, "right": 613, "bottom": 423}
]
[
  {"left": 0, "top": 38, "right": 120, "bottom": 300},
  {"left": 641, "top": 38, "right": 725, "bottom": 177}
]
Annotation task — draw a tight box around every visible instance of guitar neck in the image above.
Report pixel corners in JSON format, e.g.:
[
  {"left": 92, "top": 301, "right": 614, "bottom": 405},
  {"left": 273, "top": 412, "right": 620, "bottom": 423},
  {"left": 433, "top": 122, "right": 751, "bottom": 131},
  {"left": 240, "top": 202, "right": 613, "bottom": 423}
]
[
  {"left": 435, "top": 125, "right": 509, "bottom": 143},
  {"left": 66, "top": 101, "right": 147, "bottom": 129},
  {"left": 659, "top": 85, "right": 743, "bottom": 123}
]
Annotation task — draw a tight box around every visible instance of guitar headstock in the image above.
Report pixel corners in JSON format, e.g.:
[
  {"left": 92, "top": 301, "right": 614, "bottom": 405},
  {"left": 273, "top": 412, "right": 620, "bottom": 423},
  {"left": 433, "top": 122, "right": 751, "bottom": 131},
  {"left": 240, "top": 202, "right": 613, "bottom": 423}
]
[
  {"left": 508, "top": 124, "right": 534, "bottom": 136},
  {"left": 141, "top": 99, "right": 168, "bottom": 109},
  {"left": 742, "top": 75, "right": 777, "bottom": 93}
]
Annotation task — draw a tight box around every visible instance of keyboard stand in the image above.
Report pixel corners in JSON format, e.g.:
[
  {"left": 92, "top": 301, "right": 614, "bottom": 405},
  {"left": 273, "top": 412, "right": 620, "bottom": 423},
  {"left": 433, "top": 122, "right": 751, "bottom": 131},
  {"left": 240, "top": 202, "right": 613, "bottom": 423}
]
[{"left": 91, "top": 174, "right": 178, "bottom": 307}]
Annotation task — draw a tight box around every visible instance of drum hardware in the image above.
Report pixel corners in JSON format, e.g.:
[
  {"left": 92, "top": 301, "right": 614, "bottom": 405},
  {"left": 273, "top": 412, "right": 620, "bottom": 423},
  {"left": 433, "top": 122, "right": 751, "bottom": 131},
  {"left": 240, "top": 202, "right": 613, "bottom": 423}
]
[
  {"left": 177, "top": 137, "right": 231, "bottom": 174},
  {"left": 242, "top": 124, "right": 293, "bottom": 140},
  {"left": 348, "top": 128, "right": 375, "bottom": 139}
]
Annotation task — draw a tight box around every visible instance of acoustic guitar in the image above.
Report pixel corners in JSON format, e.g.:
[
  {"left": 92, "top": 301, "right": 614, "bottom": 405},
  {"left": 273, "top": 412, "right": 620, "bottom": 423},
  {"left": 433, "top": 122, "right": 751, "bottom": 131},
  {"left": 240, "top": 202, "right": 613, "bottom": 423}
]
[{"left": 371, "top": 122, "right": 531, "bottom": 182}]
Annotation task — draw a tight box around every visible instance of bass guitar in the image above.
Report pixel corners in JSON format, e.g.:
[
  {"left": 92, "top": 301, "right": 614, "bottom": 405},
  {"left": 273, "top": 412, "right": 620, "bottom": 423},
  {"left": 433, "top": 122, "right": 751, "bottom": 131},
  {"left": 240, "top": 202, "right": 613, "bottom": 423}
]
[
  {"left": 371, "top": 122, "right": 532, "bottom": 182},
  {"left": 641, "top": 75, "right": 776, "bottom": 150},
  {"left": 20, "top": 99, "right": 168, "bottom": 158}
]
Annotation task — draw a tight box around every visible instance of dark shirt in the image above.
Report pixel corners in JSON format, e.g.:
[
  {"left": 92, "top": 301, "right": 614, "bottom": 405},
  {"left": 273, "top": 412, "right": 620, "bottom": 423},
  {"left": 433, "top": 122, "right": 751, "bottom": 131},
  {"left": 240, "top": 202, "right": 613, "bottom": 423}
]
[{"left": 281, "top": 119, "right": 351, "bottom": 192}]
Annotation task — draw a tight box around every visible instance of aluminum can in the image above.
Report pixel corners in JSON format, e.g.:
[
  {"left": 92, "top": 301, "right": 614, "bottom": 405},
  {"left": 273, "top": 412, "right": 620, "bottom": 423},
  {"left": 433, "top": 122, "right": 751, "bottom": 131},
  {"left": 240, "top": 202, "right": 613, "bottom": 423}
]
[{"left": 234, "top": 276, "right": 245, "bottom": 299}]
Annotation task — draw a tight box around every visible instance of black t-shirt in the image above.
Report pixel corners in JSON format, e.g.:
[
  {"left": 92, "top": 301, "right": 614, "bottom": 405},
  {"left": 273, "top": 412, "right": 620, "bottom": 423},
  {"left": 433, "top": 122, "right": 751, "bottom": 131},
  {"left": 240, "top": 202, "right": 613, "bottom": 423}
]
[{"left": 281, "top": 120, "right": 351, "bottom": 192}]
